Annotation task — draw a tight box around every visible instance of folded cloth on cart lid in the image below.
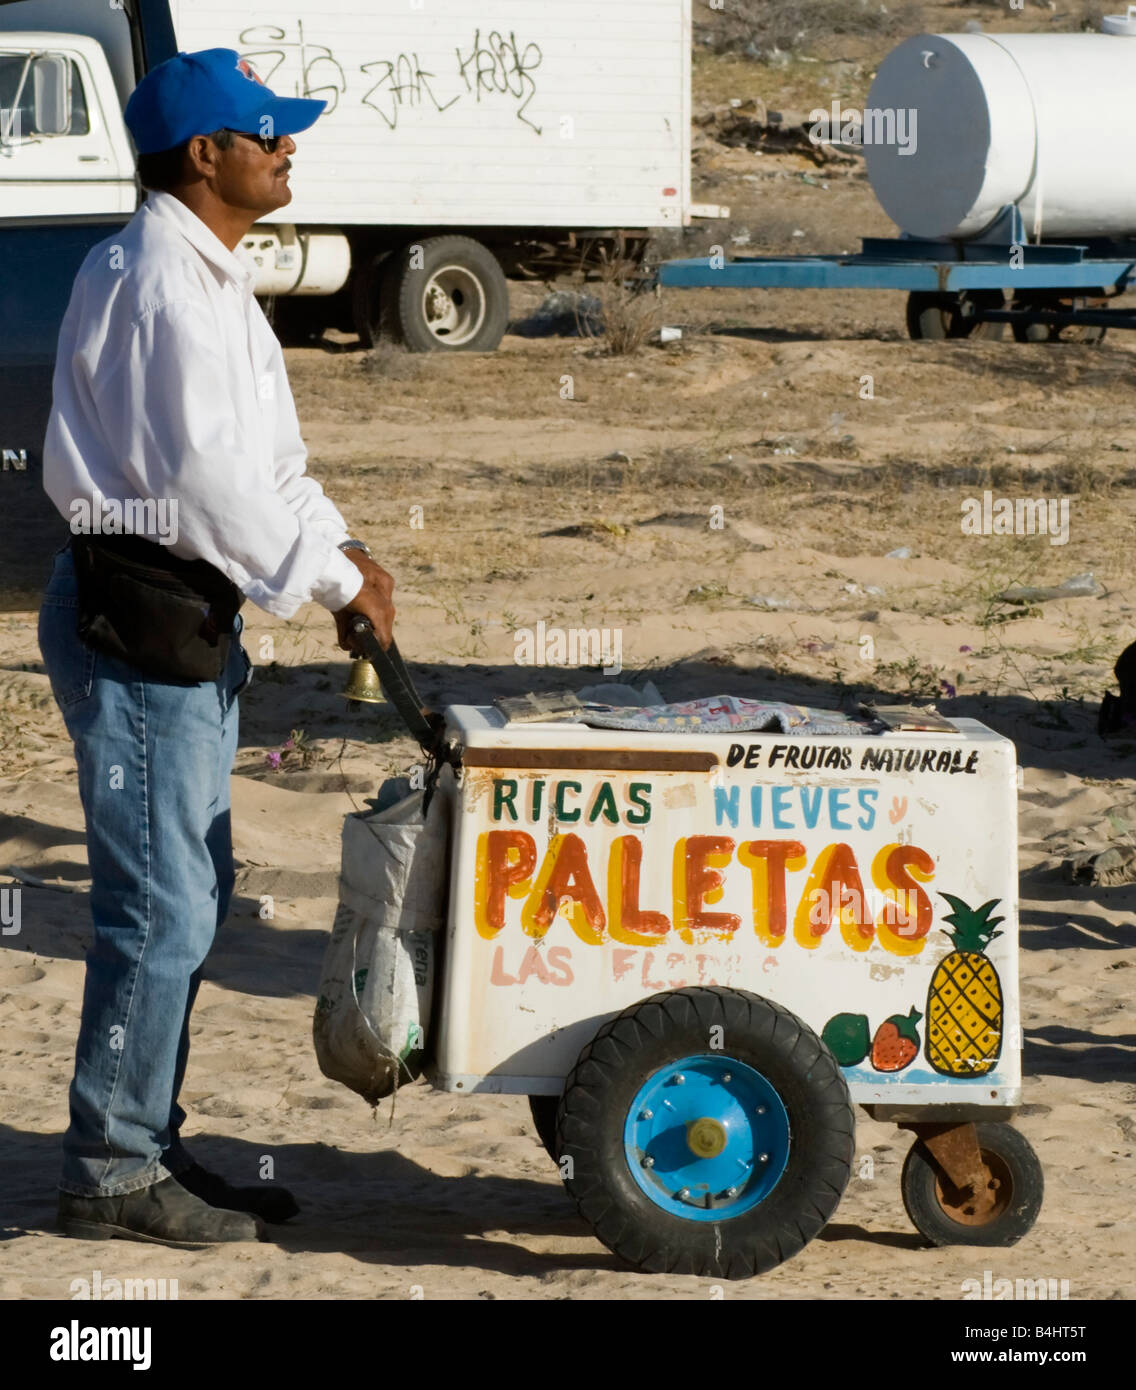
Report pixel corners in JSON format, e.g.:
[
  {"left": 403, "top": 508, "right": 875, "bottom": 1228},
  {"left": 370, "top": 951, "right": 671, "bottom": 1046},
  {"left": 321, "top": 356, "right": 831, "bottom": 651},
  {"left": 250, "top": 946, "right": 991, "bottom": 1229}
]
[{"left": 574, "top": 695, "right": 874, "bottom": 735}]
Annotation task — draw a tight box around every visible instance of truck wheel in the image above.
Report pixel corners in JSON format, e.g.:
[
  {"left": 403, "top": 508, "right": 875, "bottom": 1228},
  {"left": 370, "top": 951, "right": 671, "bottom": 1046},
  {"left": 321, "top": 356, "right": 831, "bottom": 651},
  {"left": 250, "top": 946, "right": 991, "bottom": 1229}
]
[
  {"left": 906, "top": 291, "right": 1005, "bottom": 341},
  {"left": 351, "top": 251, "right": 400, "bottom": 349},
  {"left": 268, "top": 294, "right": 328, "bottom": 346},
  {"left": 558, "top": 987, "right": 855, "bottom": 1279},
  {"left": 381, "top": 236, "right": 510, "bottom": 352},
  {"left": 528, "top": 1095, "right": 560, "bottom": 1161},
  {"left": 901, "top": 1121, "right": 1043, "bottom": 1247}
]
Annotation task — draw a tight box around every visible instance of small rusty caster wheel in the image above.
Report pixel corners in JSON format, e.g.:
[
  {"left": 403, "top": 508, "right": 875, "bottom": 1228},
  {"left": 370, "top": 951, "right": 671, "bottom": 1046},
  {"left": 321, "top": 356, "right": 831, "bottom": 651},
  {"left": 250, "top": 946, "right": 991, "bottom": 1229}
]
[{"left": 901, "top": 1120, "right": 1043, "bottom": 1246}]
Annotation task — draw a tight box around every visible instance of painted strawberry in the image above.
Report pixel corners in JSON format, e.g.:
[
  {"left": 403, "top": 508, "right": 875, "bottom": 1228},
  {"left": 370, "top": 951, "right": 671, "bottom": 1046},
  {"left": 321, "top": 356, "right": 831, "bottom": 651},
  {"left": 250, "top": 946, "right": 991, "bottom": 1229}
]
[{"left": 870, "top": 1007, "right": 922, "bottom": 1072}]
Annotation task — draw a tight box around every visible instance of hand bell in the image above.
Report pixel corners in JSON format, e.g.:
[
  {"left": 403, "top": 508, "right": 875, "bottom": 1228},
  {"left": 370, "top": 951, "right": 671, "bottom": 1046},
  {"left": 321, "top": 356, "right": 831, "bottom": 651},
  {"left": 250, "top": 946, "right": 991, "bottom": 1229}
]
[{"left": 342, "top": 657, "right": 385, "bottom": 704}]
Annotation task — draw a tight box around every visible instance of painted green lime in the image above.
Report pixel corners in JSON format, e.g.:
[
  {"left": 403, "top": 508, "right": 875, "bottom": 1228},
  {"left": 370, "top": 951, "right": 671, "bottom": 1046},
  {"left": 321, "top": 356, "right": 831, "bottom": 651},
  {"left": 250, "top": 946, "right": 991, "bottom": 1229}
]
[{"left": 822, "top": 1012, "right": 871, "bottom": 1066}]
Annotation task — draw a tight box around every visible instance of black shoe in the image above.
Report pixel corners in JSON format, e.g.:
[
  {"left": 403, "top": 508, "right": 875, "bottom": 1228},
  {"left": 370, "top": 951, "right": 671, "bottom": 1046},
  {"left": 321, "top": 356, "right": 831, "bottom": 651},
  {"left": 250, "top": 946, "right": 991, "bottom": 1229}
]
[
  {"left": 173, "top": 1161, "right": 300, "bottom": 1224},
  {"left": 58, "top": 1175, "right": 263, "bottom": 1249}
]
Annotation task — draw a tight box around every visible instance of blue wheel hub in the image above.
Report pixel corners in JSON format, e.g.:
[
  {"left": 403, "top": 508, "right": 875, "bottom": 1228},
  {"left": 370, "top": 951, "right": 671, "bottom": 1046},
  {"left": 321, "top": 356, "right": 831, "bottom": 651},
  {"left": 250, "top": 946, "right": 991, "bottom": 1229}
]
[{"left": 623, "top": 1054, "right": 790, "bottom": 1221}]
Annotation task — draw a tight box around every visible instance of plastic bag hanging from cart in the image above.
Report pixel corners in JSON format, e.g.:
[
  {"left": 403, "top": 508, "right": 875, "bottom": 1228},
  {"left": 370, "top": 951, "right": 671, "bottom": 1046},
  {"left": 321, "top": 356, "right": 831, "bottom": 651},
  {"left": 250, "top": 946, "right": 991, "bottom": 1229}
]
[{"left": 313, "top": 764, "right": 455, "bottom": 1104}]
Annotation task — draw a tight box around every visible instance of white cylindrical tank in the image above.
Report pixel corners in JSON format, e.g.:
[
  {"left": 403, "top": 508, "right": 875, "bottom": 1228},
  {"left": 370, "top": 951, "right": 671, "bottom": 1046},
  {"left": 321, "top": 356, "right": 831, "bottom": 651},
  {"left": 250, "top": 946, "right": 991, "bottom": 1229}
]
[
  {"left": 239, "top": 227, "right": 352, "bottom": 297},
  {"left": 864, "top": 19, "right": 1136, "bottom": 241}
]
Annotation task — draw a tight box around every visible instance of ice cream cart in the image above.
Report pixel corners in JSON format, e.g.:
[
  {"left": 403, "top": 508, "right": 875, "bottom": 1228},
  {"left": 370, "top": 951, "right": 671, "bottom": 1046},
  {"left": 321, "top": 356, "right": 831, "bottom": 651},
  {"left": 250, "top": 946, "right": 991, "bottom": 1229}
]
[
  {"left": 421, "top": 700, "right": 1042, "bottom": 1279},
  {"left": 322, "top": 631, "right": 1044, "bottom": 1280}
]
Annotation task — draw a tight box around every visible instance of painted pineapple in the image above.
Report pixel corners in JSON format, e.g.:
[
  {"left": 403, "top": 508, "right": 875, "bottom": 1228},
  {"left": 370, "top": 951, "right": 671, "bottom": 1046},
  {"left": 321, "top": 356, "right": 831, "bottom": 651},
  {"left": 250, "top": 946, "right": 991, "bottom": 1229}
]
[{"left": 926, "top": 894, "right": 1004, "bottom": 1076}]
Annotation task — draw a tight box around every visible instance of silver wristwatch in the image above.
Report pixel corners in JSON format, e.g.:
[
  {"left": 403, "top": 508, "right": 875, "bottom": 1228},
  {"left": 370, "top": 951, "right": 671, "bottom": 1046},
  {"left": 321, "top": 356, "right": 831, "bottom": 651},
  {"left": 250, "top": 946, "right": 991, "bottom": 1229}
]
[{"left": 338, "top": 538, "right": 373, "bottom": 559}]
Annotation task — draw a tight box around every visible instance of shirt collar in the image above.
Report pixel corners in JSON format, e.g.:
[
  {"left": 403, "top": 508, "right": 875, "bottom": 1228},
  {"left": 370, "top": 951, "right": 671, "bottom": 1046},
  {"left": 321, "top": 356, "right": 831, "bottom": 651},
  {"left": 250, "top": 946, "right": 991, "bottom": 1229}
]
[{"left": 143, "top": 191, "right": 258, "bottom": 296}]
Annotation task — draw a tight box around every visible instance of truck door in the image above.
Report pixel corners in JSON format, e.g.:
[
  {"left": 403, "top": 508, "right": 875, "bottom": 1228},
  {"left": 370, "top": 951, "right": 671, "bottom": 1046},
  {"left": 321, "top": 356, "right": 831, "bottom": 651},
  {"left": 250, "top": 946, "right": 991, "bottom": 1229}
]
[
  {"left": 0, "top": 0, "right": 177, "bottom": 602},
  {"left": 0, "top": 43, "right": 135, "bottom": 216}
]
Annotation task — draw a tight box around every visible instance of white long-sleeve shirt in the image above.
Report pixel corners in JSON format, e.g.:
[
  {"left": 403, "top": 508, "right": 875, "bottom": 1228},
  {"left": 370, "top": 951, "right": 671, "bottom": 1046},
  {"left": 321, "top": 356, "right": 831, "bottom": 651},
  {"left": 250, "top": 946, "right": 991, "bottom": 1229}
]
[{"left": 43, "top": 190, "right": 363, "bottom": 618}]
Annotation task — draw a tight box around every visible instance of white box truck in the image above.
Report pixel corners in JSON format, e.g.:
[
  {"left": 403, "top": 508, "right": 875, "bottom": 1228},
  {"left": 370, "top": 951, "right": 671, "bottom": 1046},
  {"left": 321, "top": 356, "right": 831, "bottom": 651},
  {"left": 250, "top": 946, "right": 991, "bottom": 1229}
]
[{"left": 0, "top": 0, "right": 717, "bottom": 352}]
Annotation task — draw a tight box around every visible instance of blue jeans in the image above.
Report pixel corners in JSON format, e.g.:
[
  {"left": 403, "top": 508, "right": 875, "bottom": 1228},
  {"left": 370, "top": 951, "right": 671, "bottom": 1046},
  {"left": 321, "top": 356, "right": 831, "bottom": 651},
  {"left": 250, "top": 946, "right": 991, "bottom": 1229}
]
[{"left": 38, "top": 546, "right": 251, "bottom": 1197}]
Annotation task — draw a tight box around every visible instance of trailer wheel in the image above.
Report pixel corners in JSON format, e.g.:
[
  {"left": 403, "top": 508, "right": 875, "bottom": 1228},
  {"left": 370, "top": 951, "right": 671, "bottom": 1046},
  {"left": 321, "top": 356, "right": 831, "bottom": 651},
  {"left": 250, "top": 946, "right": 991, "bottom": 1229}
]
[
  {"left": 906, "top": 290, "right": 1005, "bottom": 341},
  {"left": 373, "top": 236, "right": 510, "bottom": 352},
  {"left": 901, "top": 1122, "right": 1043, "bottom": 1247},
  {"left": 528, "top": 1095, "right": 560, "bottom": 1161},
  {"left": 1010, "top": 294, "right": 1108, "bottom": 345},
  {"left": 558, "top": 987, "right": 855, "bottom": 1279}
]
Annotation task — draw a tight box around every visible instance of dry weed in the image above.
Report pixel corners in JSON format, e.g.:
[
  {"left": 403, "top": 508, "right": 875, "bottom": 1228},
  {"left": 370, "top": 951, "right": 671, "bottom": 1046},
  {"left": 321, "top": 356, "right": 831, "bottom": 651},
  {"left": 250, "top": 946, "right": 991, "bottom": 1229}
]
[
  {"left": 364, "top": 340, "right": 425, "bottom": 381},
  {"left": 697, "top": 0, "right": 924, "bottom": 59},
  {"left": 577, "top": 236, "right": 663, "bottom": 355}
]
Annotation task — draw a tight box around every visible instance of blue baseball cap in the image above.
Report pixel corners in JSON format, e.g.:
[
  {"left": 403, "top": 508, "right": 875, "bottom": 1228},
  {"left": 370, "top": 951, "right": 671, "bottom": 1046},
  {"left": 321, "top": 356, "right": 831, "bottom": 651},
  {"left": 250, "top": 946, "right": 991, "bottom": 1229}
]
[{"left": 124, "top": 47, "right": 326, "bottom": 155}]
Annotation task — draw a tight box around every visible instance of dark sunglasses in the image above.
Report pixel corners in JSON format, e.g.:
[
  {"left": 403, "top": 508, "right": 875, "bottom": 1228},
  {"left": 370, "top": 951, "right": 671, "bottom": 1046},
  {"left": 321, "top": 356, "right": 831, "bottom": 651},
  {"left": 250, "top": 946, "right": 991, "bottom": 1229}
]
[{"left": 223, "top": 129, "right": 282, "bottom": 155}]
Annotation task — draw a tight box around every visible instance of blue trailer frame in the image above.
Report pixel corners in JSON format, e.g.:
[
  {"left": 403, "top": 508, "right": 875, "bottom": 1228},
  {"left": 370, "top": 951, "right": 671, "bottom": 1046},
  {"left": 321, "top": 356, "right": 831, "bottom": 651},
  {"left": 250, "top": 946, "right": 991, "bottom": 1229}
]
[{"left": 656, "top": 206, "right": 1136, "bottom": 341}]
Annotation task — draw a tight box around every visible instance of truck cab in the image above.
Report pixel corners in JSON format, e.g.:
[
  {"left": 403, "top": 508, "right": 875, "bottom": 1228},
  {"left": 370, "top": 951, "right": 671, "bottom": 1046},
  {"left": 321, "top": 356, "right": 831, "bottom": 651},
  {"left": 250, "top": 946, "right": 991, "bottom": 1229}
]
[
  {"left": 0, "top": 0, "right": 173, "bottom": 599},
  {"left": 0, "top": 32, "right": 136, "bottom": 216}
]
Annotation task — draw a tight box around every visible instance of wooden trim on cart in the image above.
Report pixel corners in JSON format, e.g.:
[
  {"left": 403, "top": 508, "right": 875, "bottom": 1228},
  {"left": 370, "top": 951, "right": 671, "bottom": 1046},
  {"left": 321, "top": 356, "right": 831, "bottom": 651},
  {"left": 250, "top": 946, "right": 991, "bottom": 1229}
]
[{"left": 461, "top": 748, "right": 719, "bottom": 773}]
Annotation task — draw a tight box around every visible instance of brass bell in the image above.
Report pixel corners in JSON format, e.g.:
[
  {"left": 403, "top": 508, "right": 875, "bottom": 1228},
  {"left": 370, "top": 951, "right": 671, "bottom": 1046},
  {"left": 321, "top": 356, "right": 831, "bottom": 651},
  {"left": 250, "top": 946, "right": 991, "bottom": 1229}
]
[{"left": 342, "top": 657, "right": 385, "bottom": 704}]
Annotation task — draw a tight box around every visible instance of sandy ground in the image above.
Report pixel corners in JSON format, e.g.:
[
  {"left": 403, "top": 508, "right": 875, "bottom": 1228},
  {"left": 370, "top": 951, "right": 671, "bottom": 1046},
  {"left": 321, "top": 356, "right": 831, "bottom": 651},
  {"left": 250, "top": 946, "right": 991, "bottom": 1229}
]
[{"left": 3, "top": 2, "right": 1135, "bottom": 1300}]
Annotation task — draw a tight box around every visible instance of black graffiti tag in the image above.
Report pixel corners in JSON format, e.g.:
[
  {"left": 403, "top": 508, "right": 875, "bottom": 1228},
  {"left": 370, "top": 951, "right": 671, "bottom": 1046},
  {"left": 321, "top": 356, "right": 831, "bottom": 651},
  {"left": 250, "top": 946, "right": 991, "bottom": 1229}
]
[
  {"left": 233, "top": 23, "right": 543, "bottom": 134},
  {"left": 237, "top": 22, "right": 346, "bottom": 114},
  {"left": 455, "top": 29, "right": 543, "bottom": 132},
  {"left": 360, "top": 53, "right": 461, "bottom": 131}
]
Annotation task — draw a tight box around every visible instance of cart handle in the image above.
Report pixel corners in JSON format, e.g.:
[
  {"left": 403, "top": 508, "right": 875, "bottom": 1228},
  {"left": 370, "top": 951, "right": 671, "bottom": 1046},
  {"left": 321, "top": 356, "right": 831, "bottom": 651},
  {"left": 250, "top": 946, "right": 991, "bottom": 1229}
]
[{"left": 347, "top": 616, "right": 454, "bottom": 771}]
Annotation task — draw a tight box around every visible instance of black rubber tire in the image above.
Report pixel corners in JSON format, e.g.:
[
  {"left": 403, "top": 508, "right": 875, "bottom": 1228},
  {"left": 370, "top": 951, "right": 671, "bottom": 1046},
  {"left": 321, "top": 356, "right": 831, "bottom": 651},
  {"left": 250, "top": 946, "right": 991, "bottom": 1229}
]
[
  {"left": 558, "top": 986, "right": 855, "bottom": 1280},
  {"left": 381, "top": 235, "right": 509, "bottom": 353},
  {"left": 1010, "top": 297, "right": 1053, "bottom": 344},
  {"left": 1011, "top": 295, "right": 1108, "bottom": 345},
  {"left": 906, "top": 290, "right": 1005, "bottom": 341},
  {"left": 906, "top": 291, "right": 950, "bottom": 340},
  {"left": 901, "top": 1122, "right": 1043, "bottom": 1247},
  {"left": 268, "top": 294, "right": 329, "bottom": 346},
  {"left": 351, "top": 251, "right": 401, "bottom": 349},
  {"left": 528, "top": 1095, "right": 560, "bottom": 1161}
]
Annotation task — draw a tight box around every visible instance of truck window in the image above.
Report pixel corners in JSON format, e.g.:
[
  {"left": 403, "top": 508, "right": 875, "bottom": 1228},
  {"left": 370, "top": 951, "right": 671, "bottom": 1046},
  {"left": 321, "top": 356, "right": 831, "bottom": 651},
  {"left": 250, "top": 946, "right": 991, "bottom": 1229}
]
[
  {"left": 0, "top": 53, "right": 90, "bottom": 140},
  {"left": 68, "top": 60, "right": 90, "bottom": 136},
  {"left": 0, "top": 54, "right": 31, "bottom": 140}
]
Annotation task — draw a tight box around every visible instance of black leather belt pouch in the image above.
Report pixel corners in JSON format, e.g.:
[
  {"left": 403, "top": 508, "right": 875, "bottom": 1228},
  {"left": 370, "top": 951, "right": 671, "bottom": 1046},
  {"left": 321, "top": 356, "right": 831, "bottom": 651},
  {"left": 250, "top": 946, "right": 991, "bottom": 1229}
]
[{"left": 70, "top": 534, "right": 244, "bottom": 683}]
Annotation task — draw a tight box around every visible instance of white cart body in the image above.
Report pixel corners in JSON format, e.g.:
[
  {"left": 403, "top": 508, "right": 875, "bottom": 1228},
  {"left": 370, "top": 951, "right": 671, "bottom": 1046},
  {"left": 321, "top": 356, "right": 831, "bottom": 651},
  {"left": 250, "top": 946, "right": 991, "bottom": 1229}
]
[{"left": 431, "top": 708, "right": 1020, "bottom": 1116}]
